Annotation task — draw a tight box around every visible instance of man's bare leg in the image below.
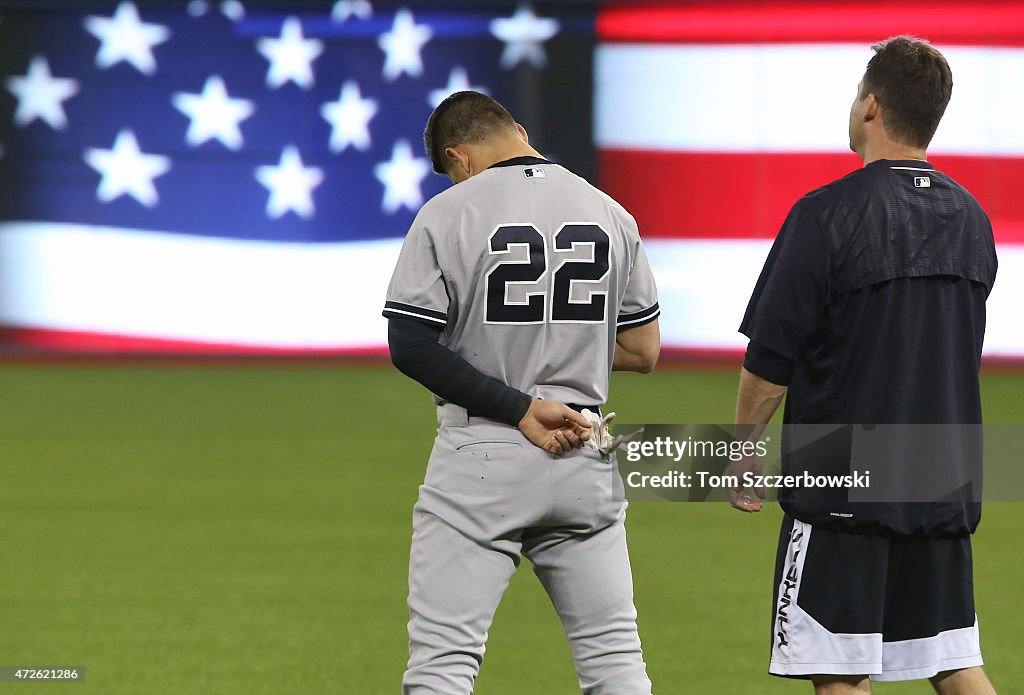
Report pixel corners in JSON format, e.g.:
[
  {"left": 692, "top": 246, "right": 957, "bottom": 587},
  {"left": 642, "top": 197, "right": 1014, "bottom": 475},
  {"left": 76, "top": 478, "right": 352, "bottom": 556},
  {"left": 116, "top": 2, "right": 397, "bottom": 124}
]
[
  {"left": 811, "top": 675, "right": 871, "bottom": 694},
  {"left": 931, "top": 667, "right": 996, "bottom": 695}
]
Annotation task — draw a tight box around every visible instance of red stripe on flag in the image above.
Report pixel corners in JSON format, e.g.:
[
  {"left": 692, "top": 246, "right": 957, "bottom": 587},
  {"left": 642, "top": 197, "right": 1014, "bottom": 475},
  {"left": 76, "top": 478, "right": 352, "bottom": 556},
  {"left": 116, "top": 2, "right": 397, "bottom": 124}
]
[
  {"left": 599, "top": 149, "right": 1024, "bottom": 243},
  {"left": 597, "top": 2, "right": 1024, "bottom": 45},
  {"left": 0, "top": 327, "right": 388, "bottom": 356},
  {"left": 600, "top": 150, "right": 857, "bottom": 238}
]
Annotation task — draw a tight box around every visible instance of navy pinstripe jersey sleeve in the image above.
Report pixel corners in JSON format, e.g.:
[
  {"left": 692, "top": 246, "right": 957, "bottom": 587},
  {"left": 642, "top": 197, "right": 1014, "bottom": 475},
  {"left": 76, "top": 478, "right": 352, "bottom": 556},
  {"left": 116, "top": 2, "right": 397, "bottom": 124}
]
[
  {"left": 617, "top": 234, "right": 660, "bottom": 331},
  {"left": 382, "top": 216, "right": 449, "bottom": 329}
]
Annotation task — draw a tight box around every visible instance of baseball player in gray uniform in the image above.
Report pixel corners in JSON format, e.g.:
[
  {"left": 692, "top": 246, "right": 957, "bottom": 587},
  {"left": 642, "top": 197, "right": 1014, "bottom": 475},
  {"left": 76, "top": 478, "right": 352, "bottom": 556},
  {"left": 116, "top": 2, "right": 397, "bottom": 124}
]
[{"left": 383, "top": 91, "right": 661, "bottom": 695}]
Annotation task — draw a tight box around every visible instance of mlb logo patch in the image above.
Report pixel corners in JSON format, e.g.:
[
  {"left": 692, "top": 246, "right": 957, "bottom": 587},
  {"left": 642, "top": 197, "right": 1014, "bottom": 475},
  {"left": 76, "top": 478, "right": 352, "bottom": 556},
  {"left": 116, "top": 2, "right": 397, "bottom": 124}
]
[
  {"left": 914, "top": 176, "right": 931, "bottom": 188},
  {"left": 524, "top": 167, "right": 546, "bottom": 179}
]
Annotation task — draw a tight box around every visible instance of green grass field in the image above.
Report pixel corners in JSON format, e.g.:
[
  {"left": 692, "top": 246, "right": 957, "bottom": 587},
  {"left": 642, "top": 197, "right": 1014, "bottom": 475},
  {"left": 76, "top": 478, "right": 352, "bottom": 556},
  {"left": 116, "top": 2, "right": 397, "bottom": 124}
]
[{"left": 1, "top": 364, "right": 1021, "bottom": 694}]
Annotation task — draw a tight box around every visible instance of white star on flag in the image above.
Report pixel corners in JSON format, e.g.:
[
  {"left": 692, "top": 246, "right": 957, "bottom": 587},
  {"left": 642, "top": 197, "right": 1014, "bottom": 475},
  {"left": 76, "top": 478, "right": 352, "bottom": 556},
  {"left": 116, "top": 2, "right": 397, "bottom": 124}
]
[
  {"left": 490, "top": 5, "right": 559, "bottom": 69},
  {"left": 83, "top": 1, "right": 171, "bottom": 75},
  {"left": 6, "top": 55, "right": 80, "bottom": 130},
  {"left": 374, "top": 140, "right": 430, "bottom": 214},
  {"left": 320, "top": 81, "right": 378, "bottom": 153},
  {"left": 428, "top": 66, "right": 487, "bottom": 108},
  {"left": 332, "top": 0, "right": 372, "bottom": 22},
  {"left": 257, "top": 16, "right": 324, "bottom": 90},
  {"left": 173, "top": 75, "right": 255, "bottom": 150},
  {"left": 378, "top": 8, "right": 432, "bottom": 81},
  {"left": 219, "top": 0, "right": 246, "bottom": 21},
  {"left": 84, "top": 129, "right": 171, "bottom": 207},
  {"left": 186, "top": 1, "right": 209, "bottom": 17},
  {"left": 255, "top": 146, "right": 324, "bottom": 219}
]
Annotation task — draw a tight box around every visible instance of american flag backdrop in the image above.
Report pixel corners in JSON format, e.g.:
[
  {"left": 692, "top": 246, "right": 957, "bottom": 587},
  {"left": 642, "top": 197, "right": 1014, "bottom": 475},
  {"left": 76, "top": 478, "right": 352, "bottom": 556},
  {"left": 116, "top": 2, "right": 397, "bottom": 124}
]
[
  {"left": 1, "top": 0, "right": 1022, "bottom": 359},
  {"left": 0, "top": 0, "right": 588, "bottom": 353}
]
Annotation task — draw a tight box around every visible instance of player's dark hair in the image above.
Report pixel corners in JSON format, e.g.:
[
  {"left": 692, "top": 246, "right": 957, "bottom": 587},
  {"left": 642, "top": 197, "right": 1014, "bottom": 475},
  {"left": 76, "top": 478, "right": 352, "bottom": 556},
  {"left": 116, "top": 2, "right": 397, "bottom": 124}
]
[
  {"left": 424, "top": 91, "right": 518, "bottom": 174},
  {"left": 862, "top": 36, "right": 952, "bottom": 149}
]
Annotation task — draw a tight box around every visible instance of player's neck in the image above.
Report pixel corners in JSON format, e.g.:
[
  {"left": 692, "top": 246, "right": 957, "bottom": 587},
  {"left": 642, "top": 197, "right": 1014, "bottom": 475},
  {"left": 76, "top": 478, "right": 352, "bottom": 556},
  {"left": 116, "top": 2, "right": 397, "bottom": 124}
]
[
  {"left": 861, "top": 140, "right": 928, "bottom": 167},
  {"left": 476, "top": 141, "right": 545, "bottom": 171}
]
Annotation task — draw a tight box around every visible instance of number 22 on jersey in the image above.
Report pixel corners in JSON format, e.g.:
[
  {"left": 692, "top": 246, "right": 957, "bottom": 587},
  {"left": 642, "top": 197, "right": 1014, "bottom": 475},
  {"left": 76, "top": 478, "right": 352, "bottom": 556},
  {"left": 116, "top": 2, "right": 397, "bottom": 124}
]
[{"left": 485, "top": 223, "right": 610, "bottom": 325}]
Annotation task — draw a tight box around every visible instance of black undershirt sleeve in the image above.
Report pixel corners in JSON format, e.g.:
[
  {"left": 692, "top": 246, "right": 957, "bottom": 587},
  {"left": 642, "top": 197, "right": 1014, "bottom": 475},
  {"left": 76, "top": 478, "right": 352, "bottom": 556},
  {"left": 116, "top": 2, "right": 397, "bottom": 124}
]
[
  {"left": 743, "top": 339, "right": 796, "bottom": 386},
  {"left": 388, "top": 317, "right": 533, "bottom": 427}
]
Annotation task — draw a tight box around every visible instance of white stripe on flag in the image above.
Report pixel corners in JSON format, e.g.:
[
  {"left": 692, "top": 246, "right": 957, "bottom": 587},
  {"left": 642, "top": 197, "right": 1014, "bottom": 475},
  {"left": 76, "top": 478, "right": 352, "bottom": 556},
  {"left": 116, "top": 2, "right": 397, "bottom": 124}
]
[
  {"left": 644, "top": 239, "right": 764, "bottom": 349},
  {"left": 643, "top": 239, "right": 1024, "bottom": 358},
  {"left": 0, "top": 222, "right": 400, "bottom": 348},
  {"left": 2, "top": 223, "right": 1021, "bottom": 356},
  {"left": 596, "top": 44, "right": 1024, "bottom": 155}
]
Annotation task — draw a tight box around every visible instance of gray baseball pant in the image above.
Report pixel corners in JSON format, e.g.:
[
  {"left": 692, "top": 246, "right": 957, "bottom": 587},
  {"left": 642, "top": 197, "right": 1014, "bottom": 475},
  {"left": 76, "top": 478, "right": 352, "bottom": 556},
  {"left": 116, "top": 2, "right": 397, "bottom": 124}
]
[{"left": 401, "top": 404, "right": 653, "bottom": 695}]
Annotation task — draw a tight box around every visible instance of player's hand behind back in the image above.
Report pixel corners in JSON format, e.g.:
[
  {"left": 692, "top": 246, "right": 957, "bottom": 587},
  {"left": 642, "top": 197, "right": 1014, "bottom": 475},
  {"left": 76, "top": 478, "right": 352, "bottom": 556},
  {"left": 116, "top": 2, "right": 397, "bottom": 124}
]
[{"left": 518, "top": 399, "right": 592, "bottom": 455}]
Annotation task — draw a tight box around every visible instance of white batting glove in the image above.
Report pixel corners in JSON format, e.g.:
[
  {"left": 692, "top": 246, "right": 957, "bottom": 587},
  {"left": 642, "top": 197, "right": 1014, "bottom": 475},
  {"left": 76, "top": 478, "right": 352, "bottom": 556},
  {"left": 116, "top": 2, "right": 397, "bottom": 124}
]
[{"left": 581, "top": 409, "right": 644, "bottom": 456}]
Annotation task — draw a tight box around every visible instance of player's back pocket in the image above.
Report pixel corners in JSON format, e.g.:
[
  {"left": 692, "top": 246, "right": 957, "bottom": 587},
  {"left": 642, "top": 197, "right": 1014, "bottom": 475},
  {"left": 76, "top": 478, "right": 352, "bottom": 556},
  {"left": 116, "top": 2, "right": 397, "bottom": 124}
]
[{"left": 455, "top": 439, "right": 523, "bottom": 455}]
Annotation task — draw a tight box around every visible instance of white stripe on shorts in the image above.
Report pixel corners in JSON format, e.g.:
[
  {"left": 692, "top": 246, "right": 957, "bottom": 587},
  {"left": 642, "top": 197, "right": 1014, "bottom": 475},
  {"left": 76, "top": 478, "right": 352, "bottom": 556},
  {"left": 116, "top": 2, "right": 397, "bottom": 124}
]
[
  {"left": 875, "top": 620, "right": 983, "bottom": 682},
  {"left": 769, "top": 520, "right": 883, "bottom": 677}
]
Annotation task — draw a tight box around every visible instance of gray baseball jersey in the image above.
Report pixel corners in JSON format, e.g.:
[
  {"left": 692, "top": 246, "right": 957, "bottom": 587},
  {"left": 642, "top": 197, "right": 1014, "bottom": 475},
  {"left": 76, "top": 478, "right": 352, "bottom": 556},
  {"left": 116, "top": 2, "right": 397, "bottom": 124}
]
[{"left": 383, "top": 159, "right": 660, "bottom": 407}]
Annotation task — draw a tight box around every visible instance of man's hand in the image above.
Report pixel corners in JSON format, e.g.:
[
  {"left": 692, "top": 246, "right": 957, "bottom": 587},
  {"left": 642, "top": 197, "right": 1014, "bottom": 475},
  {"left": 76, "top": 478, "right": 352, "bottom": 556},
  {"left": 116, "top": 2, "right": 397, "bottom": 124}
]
[
  {"left": 723, "top": 451, "right": 767, "bottom": 513},
  {"left": 518, "top": 399, "right": 592, "bottom": 454},
  {"left": 730, "top": 366, "right": 786, "bottom": 513}
]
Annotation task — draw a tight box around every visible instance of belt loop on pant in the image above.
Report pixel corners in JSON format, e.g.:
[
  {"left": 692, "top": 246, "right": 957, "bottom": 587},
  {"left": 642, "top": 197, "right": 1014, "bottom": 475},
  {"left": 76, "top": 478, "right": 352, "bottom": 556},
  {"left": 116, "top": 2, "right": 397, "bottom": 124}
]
[{"left": 436, "top": 403, "right": 470, "bottom": 427}]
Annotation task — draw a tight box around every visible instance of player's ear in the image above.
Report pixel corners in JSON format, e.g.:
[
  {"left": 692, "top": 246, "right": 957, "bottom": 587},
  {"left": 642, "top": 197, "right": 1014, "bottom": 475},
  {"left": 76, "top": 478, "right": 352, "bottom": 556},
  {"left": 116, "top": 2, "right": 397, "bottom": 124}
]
[
  {"left": 515, "top": 123, "right": 529, "bottom": 144},
  {"left": 863, "top": 92, "right": 880, "bottom": 123},
  {"left": 444, "top": 146, "right": 472, "bottom": 182}
]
